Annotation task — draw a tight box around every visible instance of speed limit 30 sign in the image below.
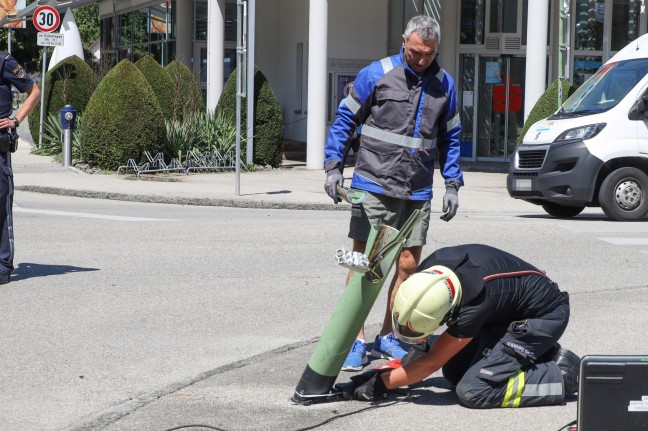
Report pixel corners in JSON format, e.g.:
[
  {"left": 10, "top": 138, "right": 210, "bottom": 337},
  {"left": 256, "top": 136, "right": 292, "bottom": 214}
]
[{"left": 33, "top": 5, "right": 60, "bottom": 33}]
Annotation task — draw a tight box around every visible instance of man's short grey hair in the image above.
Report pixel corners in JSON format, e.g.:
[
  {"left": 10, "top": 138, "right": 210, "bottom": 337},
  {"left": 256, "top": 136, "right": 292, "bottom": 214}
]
[{"left": 404, "top": 15, "right": 441, "bottom": 44}]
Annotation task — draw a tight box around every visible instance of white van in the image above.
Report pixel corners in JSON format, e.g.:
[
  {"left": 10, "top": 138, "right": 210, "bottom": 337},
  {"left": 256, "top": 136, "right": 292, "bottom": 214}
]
[{"left": 507, "top": 33, "right": 648, "bottom": 221}]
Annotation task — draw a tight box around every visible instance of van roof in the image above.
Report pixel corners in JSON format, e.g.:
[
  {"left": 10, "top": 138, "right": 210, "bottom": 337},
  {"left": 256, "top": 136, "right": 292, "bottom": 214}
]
[{"left": 607, "top": 33, "right": 648, "bottom": 64}]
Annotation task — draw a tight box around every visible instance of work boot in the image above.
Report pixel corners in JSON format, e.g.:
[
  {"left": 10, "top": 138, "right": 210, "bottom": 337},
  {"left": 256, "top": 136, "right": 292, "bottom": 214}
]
[
  {"left": 0, "top": 271, "right": 9, "bottom": 285},
  {"left": 553, "top": 347, "right": 580, "bottom": 395}
]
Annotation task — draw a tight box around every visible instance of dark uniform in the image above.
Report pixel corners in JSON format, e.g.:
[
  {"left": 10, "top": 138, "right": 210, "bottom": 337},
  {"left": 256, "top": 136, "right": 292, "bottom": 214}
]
[
  {"left": 418, "top": 244, "right": 570, "bottom": 408},
  {"left": 0, "top": 52, "right": 35, "bottom": 279}
]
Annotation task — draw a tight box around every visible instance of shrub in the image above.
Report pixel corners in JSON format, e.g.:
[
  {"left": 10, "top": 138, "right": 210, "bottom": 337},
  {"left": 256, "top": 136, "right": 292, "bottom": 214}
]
[
  {"left": 164, "top": 110, "right": 241, "bottom": 162},
  {"left": 135, "top": 55, "right": 174, "bottom": 120},
  {"left": 217, "top": 65, "right": 284, "bottom": 167},
  {"left": 79, "top": 59, "right": 164, "bottom": 170},
  {"left": 165, "top": 113, "right": 201, "bottom": 161},
  {"left": 28, "top": 55, "right": 96, "bottom": 145},
  {"left": 165, "top": 60, "right": 204, "bottom": 121},
  {"left": 518, "top": 79, "right": 575, "bottom": 144}
]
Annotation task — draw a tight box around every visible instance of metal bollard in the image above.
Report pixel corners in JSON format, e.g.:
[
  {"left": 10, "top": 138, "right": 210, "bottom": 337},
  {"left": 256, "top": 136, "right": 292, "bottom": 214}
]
[{"left": 59, "top": 105, "right": 77, "bottom": 168}]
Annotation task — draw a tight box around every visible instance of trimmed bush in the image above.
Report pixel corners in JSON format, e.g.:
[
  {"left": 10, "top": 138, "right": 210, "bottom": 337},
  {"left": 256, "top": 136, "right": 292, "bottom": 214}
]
[
  {"left": 165, "top": 60, "right": 204, "bottom": 121},
  {"left": 217, "top": 65, "right": 284, "bottom": 168},
  {"left": 28, "top": 55, "right": 96, "bottom": 145},
  {"left": 79, "top": 59, "right": 164, "bottom": 170},
  {"left": 135, "top": 55, "right": 174, "bottom": 120},
  {"left": 518, "top": 79, "right": 575, "bottom": 144}
]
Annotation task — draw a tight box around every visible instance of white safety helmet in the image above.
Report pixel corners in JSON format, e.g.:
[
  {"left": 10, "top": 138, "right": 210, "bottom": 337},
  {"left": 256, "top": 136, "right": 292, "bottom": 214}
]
[{"left": 392, "top": 265, "right": 462, "bottom": 344}]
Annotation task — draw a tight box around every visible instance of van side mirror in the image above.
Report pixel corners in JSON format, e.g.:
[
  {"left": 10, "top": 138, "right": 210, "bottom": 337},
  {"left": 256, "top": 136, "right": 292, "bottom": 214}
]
[{"left": 629, "top": 95, "right": 648, "bottom": 120}]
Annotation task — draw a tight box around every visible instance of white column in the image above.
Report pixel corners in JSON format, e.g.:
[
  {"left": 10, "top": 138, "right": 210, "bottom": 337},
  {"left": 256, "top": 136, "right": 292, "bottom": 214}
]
[
  {"left": 306, "top": 0, "right": 327, "bottom": 170},
  {"left": 524, "top": 0, "right": 549, "bottom": 122},
  {"left": 207, "top": 0, "right": 226, "bottom": 111},
  {"left": 175, "top": 0, "right": 193, "bottom": 67},
  {"left": 439, "top": 0, "right": 458, "bottom": 77}
]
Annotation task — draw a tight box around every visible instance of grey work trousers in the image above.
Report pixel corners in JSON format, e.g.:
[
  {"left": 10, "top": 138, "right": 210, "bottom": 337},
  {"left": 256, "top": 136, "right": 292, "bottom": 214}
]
[{"left": 443, "top": 294, "right": 570, "bottom": 409}]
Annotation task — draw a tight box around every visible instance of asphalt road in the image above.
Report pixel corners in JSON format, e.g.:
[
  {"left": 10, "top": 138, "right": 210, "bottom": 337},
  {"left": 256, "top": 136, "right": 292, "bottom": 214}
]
[{"left": 2, "top": 191, "right": 647, "bottom": 431}]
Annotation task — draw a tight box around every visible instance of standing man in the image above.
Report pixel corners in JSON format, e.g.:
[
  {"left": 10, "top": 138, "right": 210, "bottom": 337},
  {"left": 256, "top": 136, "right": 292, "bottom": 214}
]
[
  {"left": 338, "top": 244, "right": 580, "bottom": 409},
  {"left": 324, "top": 15, "right": 463, "bottom": 370},
  {"left": 0, "top": 51, "right": 41, "bottom": 284}
]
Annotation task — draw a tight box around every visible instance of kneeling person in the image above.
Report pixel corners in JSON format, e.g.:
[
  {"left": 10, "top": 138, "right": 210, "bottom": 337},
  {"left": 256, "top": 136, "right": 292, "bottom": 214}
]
[{"left": 339, "top": 244, "right": 579, "bottom": 408}]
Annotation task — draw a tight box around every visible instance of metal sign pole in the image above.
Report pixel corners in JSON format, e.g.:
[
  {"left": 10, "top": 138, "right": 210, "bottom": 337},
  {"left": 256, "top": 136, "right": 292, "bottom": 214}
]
[
  {"left": 38, "top": 47, "right": 47, "bottom": 149},
  {"left": 235, "top": 0, "right": 243, "bottom": 196}
]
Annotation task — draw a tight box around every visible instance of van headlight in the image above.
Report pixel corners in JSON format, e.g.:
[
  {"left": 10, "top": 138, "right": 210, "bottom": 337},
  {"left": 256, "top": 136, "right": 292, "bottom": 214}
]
[{"left": 554, "top": 123, "right": 606, "bottom": 142}]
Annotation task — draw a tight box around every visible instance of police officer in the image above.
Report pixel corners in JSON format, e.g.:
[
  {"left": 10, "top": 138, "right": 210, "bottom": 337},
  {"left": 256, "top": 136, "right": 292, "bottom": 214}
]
[
  {"left": 0, "top": 51, "right": 40, "bottom": 284},
  {"left": 338, "top": 244, "right": 580, "bottom": 409}
]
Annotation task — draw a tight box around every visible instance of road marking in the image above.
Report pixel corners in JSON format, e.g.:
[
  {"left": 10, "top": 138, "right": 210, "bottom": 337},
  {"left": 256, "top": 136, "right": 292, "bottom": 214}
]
[
  {"left": 598, "top": 238, "right": 648, "bottom": 245},
  {"left": 560, "top": 222, "right": 648, "bottom": 233},
  {"left": 14, "top": 207, "right": 174, "bottom": 222}
]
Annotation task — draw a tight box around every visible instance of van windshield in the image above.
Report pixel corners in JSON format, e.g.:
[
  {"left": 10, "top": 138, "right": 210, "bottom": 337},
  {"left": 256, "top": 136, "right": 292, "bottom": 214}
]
[{"left": 551, "top": 59, "right": 648, "bottom": 118}]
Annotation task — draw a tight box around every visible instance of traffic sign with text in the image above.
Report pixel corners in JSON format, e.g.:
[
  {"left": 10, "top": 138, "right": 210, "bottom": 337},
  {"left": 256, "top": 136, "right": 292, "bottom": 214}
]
[
  {"left": 37, "top": 32, "right": 64, "bottom": 47},
  {"left": 33, "top": 5, "right": 60, "bottom": 33}
]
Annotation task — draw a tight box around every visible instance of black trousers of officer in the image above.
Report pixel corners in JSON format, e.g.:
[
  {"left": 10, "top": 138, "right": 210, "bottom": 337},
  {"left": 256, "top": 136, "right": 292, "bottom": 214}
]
[
  {"left": 0, "top": 149, "right": 14, "bottom": 274},
  {"left": 443, "top": 289, "right": 570, "bottom": 409}
]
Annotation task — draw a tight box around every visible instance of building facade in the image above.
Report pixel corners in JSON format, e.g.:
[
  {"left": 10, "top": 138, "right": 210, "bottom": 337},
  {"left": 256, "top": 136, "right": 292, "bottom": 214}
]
[{"left": 94, "top": 0, "right": 648, "bottom": 167}]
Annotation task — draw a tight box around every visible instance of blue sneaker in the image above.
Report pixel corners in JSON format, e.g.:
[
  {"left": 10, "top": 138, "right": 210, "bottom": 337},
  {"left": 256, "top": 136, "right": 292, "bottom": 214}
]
[
  {"left": 341, "top": 339, "right": 368, "bottom": 371},
  {"left": 370, "top": 333, "right": 406, "bottom": 360}
]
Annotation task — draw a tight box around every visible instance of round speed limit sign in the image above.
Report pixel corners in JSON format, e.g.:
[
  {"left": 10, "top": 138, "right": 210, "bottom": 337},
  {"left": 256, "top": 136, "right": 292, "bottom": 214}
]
[{"left": 33, "top": 5, "right": 60, "bottom": 33}]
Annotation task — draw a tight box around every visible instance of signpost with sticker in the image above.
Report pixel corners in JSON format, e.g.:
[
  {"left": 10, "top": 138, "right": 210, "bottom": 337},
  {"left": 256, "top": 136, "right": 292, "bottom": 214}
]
[{"left": 33, "top": 5, "right": 61, "bottom": 149}]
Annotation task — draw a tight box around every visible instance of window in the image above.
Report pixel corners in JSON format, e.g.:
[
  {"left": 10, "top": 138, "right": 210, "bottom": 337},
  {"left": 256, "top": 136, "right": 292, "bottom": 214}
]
[
  {"left": 611, "top": 0, "right": 641, "bottom": 51},
  {"left": 489, "top": 0, "right": 518, "bottom": 33},
  {"left": 573, "top": 55, "right": 602, "bottom": 87},
  {"left": 460, "top": 0, "right": 486, "bottom": 45},
  {"left": 574, "top": 0, "right": 604, "bottom": 51},
  {"left": 195, "top": 1, "right": 207, "bottom": 40},
  {"left": 114, "top": 2, "right": 175, "bottom": 66}
]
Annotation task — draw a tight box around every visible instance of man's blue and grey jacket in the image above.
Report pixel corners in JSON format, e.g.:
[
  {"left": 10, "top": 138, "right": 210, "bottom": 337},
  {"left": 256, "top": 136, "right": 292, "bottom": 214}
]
[{"left": 324, "top": 51, "right": 464, "bottom": 200}]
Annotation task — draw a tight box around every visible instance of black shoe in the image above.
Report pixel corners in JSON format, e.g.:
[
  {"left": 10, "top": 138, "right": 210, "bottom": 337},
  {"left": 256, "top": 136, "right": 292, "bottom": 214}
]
[
  {"left": 553, "top": 347, "right": 580, "bottom": 395},
  {"left": 0, "top": 271, "right": 9, "bottom": 285}
]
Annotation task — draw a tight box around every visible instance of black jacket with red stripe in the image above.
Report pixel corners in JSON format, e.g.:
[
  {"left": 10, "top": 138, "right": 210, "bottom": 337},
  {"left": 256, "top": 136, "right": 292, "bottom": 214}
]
[{"left": 417, "top": 244, "right": 568, "bottom": 338}]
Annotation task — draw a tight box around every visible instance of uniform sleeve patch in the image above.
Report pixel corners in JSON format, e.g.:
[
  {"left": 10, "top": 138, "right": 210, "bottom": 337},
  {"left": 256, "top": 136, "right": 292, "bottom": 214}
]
[{"left": 12, "top": 65, "right": 26, "bottom": 79}]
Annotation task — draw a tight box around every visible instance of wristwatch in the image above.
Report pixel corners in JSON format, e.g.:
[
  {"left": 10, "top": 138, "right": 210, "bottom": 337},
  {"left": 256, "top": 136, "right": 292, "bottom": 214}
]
[{"left": 10, "top": 117, "right": 19, "bottom": 128}]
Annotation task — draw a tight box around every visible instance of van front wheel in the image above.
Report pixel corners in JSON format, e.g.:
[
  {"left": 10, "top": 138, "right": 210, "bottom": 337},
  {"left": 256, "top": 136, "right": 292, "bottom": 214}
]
[
  {"left": 541, "top": 203, "right": 585, "bottom": 218},
  {"left": 599, "top": 167, "right": 648, "bottom": 221}
]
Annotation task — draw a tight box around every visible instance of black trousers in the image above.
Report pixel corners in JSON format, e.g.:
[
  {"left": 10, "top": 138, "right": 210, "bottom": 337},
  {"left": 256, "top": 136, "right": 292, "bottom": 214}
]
[
  {"left": 443, "top": 292, "right": 570, "bottom": 409},
  {"left": 0, "top": 150, "right": 14, "bottom": 273}
]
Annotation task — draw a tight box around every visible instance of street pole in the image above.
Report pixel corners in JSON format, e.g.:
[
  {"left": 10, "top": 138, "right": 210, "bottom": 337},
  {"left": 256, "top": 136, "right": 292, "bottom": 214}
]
[
  {"left": 235, "top": 0, "right": 246, "bottom": 196},
  {"left": 38, "top": 47, "right": 47, "bottom": 149},
  {"left": 246, "top": 0, "right": 255, "bottom": 165}
]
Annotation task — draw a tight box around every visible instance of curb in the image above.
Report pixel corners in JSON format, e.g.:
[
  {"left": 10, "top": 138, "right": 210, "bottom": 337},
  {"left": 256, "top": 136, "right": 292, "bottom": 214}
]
[{"left": 15, "top": 185, "right": 351, "bottom": 212}]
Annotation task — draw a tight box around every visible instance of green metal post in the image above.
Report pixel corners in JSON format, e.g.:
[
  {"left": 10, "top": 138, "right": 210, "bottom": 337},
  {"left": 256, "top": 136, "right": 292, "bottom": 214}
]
[{"left": 293, "top": 211, "right": 422, "bottom": 402}]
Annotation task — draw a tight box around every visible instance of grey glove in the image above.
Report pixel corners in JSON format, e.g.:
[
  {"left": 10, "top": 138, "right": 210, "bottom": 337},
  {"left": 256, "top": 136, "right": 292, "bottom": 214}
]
[
  {"left": 324, "top": 169, "right": 343, "bottom": 204},
  {"left": 440, "top": 184, "right": 459, "bottom": 222}
]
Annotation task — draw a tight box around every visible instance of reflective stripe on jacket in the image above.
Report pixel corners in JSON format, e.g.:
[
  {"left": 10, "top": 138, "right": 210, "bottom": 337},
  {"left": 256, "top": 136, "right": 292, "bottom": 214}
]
[{"left": 324, "top": 50, "right": 463, "bottom": 200}]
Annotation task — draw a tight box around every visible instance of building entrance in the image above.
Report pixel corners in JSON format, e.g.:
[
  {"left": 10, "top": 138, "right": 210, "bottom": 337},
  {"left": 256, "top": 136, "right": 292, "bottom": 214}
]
[
  {"left": 459, "top": 54, "right": 526, "bottom": 162},
  {"left": 476, "top": 55, "right": 525, "bottom": 161}
]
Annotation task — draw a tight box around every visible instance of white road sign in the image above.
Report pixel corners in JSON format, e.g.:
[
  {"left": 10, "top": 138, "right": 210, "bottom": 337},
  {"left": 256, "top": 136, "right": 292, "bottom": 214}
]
[{"left": 37, "top": 32, "right": 64, "bottom": 47}]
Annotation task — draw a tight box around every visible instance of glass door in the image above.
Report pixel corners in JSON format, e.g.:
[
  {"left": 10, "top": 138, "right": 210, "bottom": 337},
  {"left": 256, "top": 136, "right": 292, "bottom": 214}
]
[{"left": 477, "top": 55, "right": 526, "bottom": 160}]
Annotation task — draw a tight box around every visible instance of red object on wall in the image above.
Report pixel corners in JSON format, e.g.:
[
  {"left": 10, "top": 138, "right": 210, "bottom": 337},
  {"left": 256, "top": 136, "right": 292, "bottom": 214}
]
[{"left": 493, "top": 77, "right": 522, "bottom": 112}]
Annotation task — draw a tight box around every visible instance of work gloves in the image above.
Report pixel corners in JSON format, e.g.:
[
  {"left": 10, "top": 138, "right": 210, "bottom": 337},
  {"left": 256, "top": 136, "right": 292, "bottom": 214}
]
[
  {"left": 325, "top": 169, "right": 343, "bottom": 204},
  {"left": 336, "top": 370, "right": 389, "bottom": 401},
  {"left": 440, "top": 180, "right": 461, "bottom": 222}
]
